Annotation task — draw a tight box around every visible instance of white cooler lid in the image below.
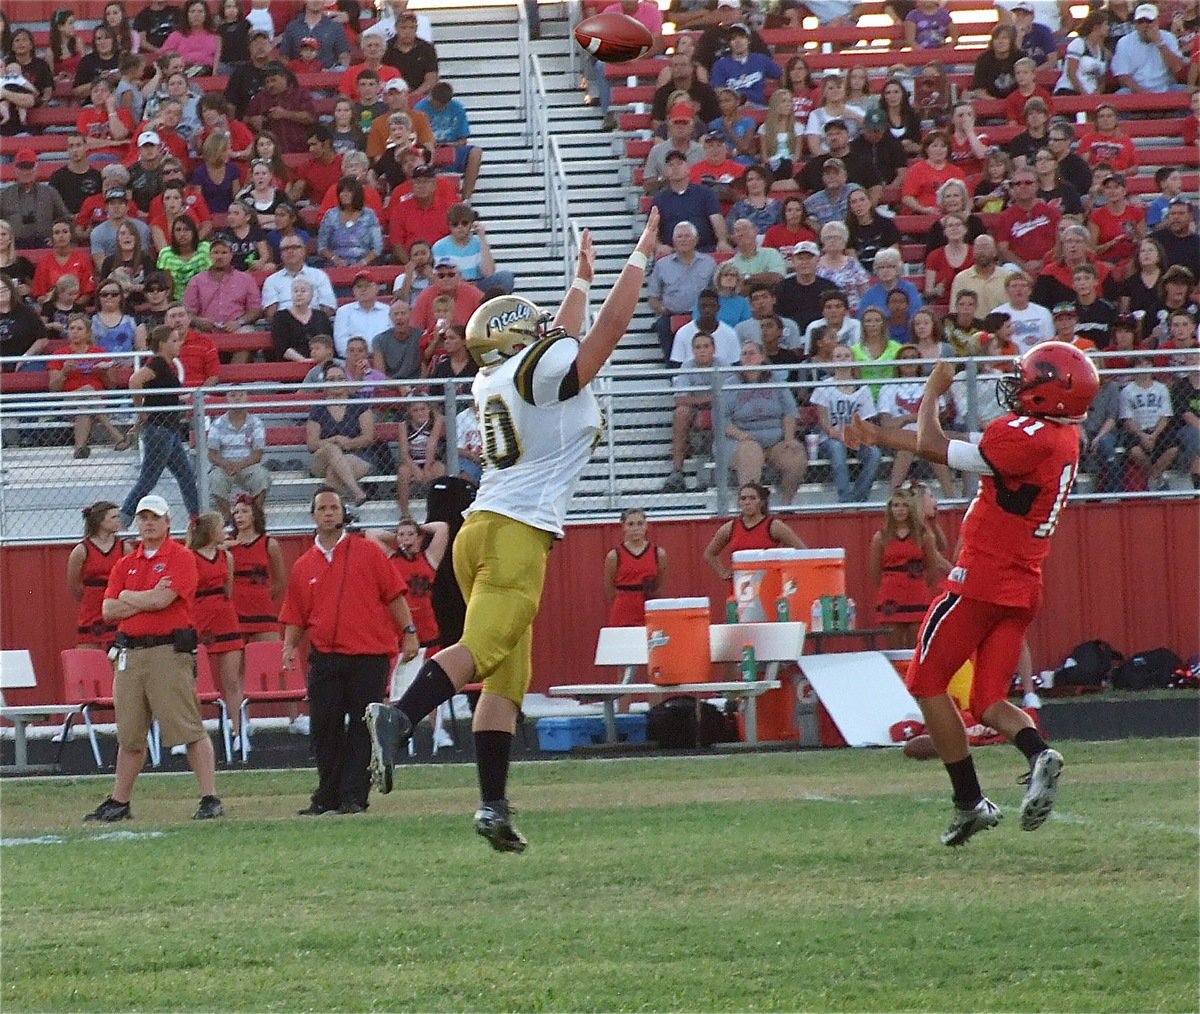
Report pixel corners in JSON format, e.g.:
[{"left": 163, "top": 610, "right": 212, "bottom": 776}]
[
  {"left": 731, "top": 550, "right": 771, "bottom": 563},
  {"left": 784, "top": 548, "right": 846, "bottom": 561},
  {"left": 645, "top": 597, "right": 710, "bottom": 612}
]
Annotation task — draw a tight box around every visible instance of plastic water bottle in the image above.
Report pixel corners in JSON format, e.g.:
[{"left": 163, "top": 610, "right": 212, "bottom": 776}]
[
  {"left": 776, "top": 597, "right": 789, "bottom": 623},
  {"left": 740, "top": 644, "right": 757, "bottom": 682},
  {"left": 846, "top": 597, "right": 857, "bottom": 630},
  {"left": 810, "top": 598, "right": 823, "bottom": 634},
  {"left": 725, "top": 597, "right": 738, "bottom": 624}
]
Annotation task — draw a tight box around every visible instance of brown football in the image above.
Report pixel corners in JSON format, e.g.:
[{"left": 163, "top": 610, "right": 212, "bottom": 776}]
[{"left": 574, "top": 11, "right": 654, "bottom": 63}]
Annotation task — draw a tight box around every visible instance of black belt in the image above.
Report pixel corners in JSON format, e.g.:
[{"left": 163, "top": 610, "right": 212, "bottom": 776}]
[
  {"left": 615, "top": 583, "right": 647, "bottom": 592},
  {"left": 83, "top": 578, "right": 109, "bottom": 587},
  {"left": 120, "top": 634, "right": 176, "bottom": 649},
  {"left": 196, "top": 588, "right": 224, "bottom": 598}
]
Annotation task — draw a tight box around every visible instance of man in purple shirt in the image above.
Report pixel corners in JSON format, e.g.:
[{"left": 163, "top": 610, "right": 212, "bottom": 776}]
[
  {"left": 183, "top": 236, "right": 262, "bottom": 335},
  {"left": 244, "top": 64, "right": 318, "bottom": 154}
]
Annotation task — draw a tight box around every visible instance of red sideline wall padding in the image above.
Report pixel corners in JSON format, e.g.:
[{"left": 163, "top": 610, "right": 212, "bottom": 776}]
[{"left": 2, "top": 500, "right": 1197, "bottom": 707}]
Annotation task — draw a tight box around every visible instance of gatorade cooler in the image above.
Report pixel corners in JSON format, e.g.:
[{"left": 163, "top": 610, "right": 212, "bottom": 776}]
[
  {"left": 731, "top": 551, "right": 775, "bottom": 622},
  {"left": 778, "top": 548, "right": 846, "bottom": 630},
  {"left": 645, "top": 597, "right": 711, "bottom": 685}
]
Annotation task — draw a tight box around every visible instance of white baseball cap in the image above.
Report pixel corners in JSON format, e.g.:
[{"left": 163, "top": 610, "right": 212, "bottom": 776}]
[
  {"left": 1133, "top": 3, "right": 1158, "bottom": 20},
  {"left": 384, "top": 78, "right": 409, "bottom": 93},
  {"left": 135, "top": 494, "right": 170, "bottom": 517},
  {"left": 137, "top": 131, "right": 161, "bottom": 147}
]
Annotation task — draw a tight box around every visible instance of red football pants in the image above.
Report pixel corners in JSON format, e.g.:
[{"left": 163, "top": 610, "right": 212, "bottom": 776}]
[{"left": 906, "top": 592, "right": 1038, "bottom": 716}]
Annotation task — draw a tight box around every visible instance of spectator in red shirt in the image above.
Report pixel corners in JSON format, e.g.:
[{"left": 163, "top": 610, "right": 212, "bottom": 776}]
[
  {"left": 1002, "top": 57, "right": 1054, "bottom": 123},
  {"left": 410, "top": 258, "right": 483, "bottom": 330},
  {"left": 286, "top": 124, "right": 343, "bottom": 204},
  {"left": 244, "top": 63, "right": 317, "bottom": 153},
  {"left": 33, "top": 218, "right": 96, "bottom": 302},
  {"left": 996, "top": 166, "right": 1061, "bottom": 275},
  {"left": 338, "top": 27, "right": 401, "bottom": 103},
  {"left": 318, "top": 150, "right": 385, "bottom": 220},
  {"left": 901, "top": 131, "right": 967, "bottom": 215},
  {"left": 144, "top": 96, "right": 193, "bottom": 172},
  {"left": 147, "top": 158, "right": 212, "bottom": 237},
  {"left": 1076, "top": 104, "right": 1138, "bottom": 174},
  {"left": 280, "top": 487, "right": 419, "bottom": 816},
  {"left": 948, "top": 102, "right": 990, "bottom": 177},
  {"left": 1089, "top": 171, "right": 1146, "bottom": 279},
  {"left": 49, "top": 314, "right": 129, "bottom": 457},
  {"left": 165, "top": 302, "right": 220, "bottom": 385},
  {"left": 388, "top": 164, "right": 454, "bottom": 262},
  {"left": 689, "top": 132, "right": 747, "bottom": 202},
  {"left": 77, "top": 78, "right": 135, "bottom": 159},
  {"left": 76, "top": 164, "right": 143, "bottom": 241}
]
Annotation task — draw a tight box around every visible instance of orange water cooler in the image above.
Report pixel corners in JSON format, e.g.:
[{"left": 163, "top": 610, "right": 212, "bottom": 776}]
[{"left": 645, "top": 597, "right": 711, "bottom": 685}]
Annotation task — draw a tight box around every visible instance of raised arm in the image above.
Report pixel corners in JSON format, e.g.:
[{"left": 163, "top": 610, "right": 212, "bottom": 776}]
[
  {"left": 575, "top": 209, "right": 660, "bottom": 388},
  {"left": 552, "top": 228, "right": 595, "bottom": 339}
]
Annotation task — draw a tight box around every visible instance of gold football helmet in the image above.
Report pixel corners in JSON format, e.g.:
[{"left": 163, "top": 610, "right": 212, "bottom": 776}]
[{"left": 465, "top": 295, "right": 562, "bottom": 369}]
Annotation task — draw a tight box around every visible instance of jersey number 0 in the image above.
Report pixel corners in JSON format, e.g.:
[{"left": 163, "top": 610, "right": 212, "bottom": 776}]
[{"left": 482, "top": 395, "right": 522, "bottom": 470}]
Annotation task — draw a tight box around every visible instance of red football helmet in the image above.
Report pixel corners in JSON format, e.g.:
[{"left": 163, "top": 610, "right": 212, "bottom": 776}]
[{"left": 997, "top": 341, "right": 1100, "bottom": 422}]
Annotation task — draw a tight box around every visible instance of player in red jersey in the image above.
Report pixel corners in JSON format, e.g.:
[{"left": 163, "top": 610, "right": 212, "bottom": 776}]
[
  {"left": 604, "top": 507, "right": 667, "bottom": 627},
  {"left": 702, "top": 483, "right": 806, "bottom": 581},
  {"left": 848, "top": 341, "right": 1099, "bottom": 846}
]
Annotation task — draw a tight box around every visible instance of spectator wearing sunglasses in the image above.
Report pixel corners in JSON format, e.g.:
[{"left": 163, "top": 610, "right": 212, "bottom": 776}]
[
  {"left": 409, "top": 258, "right": 483, "bottom": 331},
  {"left": 261, "top": 235, "right": 336, "bottom": 319}
]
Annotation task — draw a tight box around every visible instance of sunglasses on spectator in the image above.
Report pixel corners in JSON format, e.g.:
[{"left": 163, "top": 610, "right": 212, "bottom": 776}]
[
  {"left": 1012, "top": 179, "right": 1035, "bottom": 186},
  {"left": 435, "top": 269, "right": 457, "bottom": 277},
  {"left": 281, "top": 243, "right": 304, "bottom": 251}
]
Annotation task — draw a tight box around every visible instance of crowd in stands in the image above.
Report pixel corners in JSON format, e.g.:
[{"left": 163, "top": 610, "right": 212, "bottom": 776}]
[
  {"left": 0, "top": 0, "right": 1197, "bottom": 515},
  {"left": 632, "top": 0, "right": 1200, "bottom": 499},
  {"left": 0, "top": 0, "right": 514, "bottom": 512}
]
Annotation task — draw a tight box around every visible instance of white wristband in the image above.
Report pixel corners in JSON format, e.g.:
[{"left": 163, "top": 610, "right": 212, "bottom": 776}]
[
  {"left": 570, "top": 277, "right": 591, "bottom": 295},
  {"left": 627, "top": 251, "right": 648, "bottom": 271}
]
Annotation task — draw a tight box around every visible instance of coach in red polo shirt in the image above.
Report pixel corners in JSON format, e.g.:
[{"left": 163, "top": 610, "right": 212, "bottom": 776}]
[
  {"left": 280, "top": 487, "right": 420, "bottom": 815},
  {"left": 86, "top": 494, "right": 223, "bottom": 823}
]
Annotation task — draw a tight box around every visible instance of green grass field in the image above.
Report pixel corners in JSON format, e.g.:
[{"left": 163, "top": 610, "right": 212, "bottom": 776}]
[{"left": 2, "top": 739, "right": 1196, "bottom": 1013}]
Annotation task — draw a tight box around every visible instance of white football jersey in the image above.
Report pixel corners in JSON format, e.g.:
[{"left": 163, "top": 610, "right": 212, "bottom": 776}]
[{"left": 466, "top": 335, "right": 602, "bottom": 537}]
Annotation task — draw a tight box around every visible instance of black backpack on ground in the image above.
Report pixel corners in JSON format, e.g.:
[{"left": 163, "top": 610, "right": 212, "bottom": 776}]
[
  {"left": 1053, "top": 640, "right": 1121, "bottom": 688},
  {"left": 646, "top": 695, "right": 739, "bottom": 748},
  {"left": 1111, "top": 648, "right": 1184, "bottom": 691}
]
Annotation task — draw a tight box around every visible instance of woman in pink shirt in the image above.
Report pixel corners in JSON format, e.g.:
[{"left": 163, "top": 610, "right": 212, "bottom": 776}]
[{"left": 161, "top": 0, "right": 221, "bottom": 73}]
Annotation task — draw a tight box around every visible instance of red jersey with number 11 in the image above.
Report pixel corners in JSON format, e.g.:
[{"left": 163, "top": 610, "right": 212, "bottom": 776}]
[{"left": 948, "top": 413, "right": 1079, "bottom": 609}]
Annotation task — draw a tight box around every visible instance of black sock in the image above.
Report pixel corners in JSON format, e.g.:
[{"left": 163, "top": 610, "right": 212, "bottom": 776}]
[
  {"left": 945, "top": 756, "right": 983, "bottom": 810},
  {"left": 474, "top": 730, "right": 512, "bottom": 803},
  {"left": 395, "top": 658, "right": 456, "bottom": 727},
  {"left": 1013, "top": 726, "right": 1050, "bottom": 763}
]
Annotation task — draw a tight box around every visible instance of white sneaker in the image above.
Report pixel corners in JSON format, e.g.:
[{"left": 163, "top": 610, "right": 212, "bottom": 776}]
[
  {"left": 170, "top": 744, "right": 187, "bottom": 756},
  {"left": 941, "top": 797, "right": 1002, "bottom": 847},
  {"left": 1023, "top": 691, "right": 1043, "bottom": 709},
  {"left": 1020, "top": 748, "right": 1064, "bottom": 831},
  {"left": 288, "top": 715, "right": 311, "bottom": 736},
  {"left": 432, "top": 727, "right": 455, "bottom": 751}
]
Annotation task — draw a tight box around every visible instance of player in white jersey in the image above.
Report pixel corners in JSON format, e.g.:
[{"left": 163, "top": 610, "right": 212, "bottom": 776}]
[{"left": 366, "top": 209, "right": 661, "bottom": 851}]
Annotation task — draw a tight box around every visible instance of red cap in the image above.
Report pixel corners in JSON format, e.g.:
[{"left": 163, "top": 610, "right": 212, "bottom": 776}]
[
  {"left": 300, "top": 35, "right": 319, "bottom": 47},
  {"left": 353, "top": 270, "right": 374, "bottom": 284},
  {"left": 14, "top": 148, "right": 36, "bottom": 167},
  {"left": 668, "top": 103, "right": 694, "bottom": 123}
]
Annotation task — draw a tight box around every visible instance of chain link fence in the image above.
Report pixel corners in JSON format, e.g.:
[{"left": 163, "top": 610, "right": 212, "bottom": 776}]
[{"left": 1, "top": 349, "right": 1196, "bottom": 543}]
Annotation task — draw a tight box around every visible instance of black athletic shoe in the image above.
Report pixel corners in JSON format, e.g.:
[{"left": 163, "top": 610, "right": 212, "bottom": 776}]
[
  {"left": 337, "top": 802, "right": 367, "bottom": 815},
  {"left": 193, "top": 795, "right": 224, "bottom": 820},
  {"left": 297, "top": 802, "right": 336, "bottom": 816},
  {"left": 474, "top": 800, "right": 528, "bottom": 853},
  {"left": 364, "top": 703, "right": 411, "bottom": 794},
  {"left": 84, "top": 797, "right": 131, "bottom": 822}
]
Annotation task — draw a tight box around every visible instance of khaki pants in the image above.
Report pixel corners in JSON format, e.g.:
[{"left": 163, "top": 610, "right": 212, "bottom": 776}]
[{"left": 113, "top": 644, "right": 205, "bottom": 749}]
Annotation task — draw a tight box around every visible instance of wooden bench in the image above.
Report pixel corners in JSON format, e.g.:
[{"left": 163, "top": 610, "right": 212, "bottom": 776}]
[{"left": 549, "top": 621, "right": 805, "bottom": 746}]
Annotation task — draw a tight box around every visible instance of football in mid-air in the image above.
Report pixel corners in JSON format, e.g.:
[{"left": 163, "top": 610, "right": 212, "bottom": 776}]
[{"left": 574, "top": 12, "right": 654, "bottom": 63}]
